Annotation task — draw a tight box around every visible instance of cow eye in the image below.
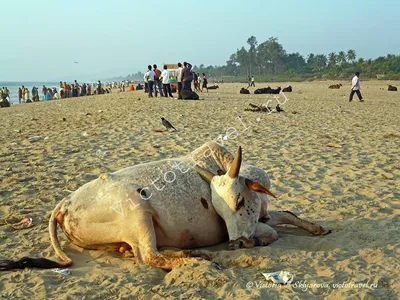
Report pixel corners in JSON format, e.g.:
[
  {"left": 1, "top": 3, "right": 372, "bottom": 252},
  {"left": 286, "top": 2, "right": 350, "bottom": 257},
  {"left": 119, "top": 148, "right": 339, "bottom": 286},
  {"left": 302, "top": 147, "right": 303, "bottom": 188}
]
[{"left": 236, "top": 197, "right": 245, "bottom": 211}]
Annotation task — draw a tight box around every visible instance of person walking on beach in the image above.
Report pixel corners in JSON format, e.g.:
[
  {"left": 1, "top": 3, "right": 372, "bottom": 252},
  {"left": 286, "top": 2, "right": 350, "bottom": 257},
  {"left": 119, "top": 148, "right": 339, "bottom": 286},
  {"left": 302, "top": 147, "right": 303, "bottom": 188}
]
[
  {"left": 153, "top": 64, "right": 164, "bottom": 97},
  {"left": 193, "top": 72, "right": 200, "bottom": 92},
  {"left": 250, "top": 75, "right": 255, "bottom": 87},
  {"left": 24, "top": 88, "right": 30, "bottom": 103},
  {"left": 201, "top": 73, "right": 208, "bottom": 92},
  {"left": 144, "top": 65, "right": 155, "bottom": 98},
  {"left": 42, "top": 85, "right": 47, "bottom": 99},
  {"left": 181, "top": 62, "right": 193, "bottom": 92},
  {"left": 349, "top": 72, "right": 364, "bottom": 102},
  {"left": 73, "top": 80, "right": 79, "bottom": 97},
  {"left": 176, "top": 63, "right": 183, "bottom": 99},
  {"left": 31, "top": 86, "right": 37, "bottom": 101},
  {"left": 18, "top": 87, "right": 22, "bottom": 103},
  {"left": 97, "top": 80, "right": 102, "bottom": 94},
  {"left": 160, "top": 65, "right": 174, "bottom": 98},
  {"left": 87, "top": 83, "right": 91, "bottom": 96}
]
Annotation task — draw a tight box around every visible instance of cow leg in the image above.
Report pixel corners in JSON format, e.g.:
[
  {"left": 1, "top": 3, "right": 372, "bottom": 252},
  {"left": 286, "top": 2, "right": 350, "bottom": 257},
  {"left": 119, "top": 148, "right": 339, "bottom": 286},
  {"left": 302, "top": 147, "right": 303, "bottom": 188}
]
[
  {"left": 253, "top": 222, "right": 279, "bottom": 246},
  {"left": 263, "top": 210, "right": 331, "bottom": 236},
  {"left": 124, "top": 212, "right": 201, "bottom": 270}
]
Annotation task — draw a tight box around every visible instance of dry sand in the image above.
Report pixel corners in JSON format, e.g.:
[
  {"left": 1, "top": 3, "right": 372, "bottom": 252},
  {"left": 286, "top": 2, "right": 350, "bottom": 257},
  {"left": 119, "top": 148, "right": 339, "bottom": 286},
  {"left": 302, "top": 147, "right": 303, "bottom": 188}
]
[{"left": 0, "top": 81, "right": 399, "bottom": 299}]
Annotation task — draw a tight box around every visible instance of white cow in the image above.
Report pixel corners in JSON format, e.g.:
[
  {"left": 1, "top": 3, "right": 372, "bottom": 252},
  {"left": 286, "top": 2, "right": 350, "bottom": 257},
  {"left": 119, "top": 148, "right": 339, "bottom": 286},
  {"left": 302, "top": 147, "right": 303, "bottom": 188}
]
[{"left": 0, "top": 141, "right": 330, "bottom": 271}]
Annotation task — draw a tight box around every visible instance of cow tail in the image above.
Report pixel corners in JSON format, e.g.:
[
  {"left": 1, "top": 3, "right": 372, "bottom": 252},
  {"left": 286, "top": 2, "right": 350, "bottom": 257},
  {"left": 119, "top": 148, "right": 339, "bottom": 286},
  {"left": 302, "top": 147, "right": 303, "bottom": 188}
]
[{"left": 49, "top": 198, "right": 73, "bottom": 267}]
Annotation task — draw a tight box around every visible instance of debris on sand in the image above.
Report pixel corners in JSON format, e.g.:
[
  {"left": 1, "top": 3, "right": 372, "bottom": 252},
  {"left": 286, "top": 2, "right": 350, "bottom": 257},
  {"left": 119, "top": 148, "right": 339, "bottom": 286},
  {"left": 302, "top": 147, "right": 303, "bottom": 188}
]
[
  {"left": 244, "top": 103, "right": 284, "bottom": 113},
  {"left": 244, "top": 103, "right": 272, "bottom": 112},
  {"left": 383, "top": 133, "right": 400, "bottom": 139},
  {"left": 4, "top": 217, "right": 34, "bottom": 230},
  {"left": 262, "top": 270, "right": 294, "bottom": 285},
  {"left": 326, "top": 143, "right": 343, "bottom": 148},
  {"left": 28, "top": 136, "right": 42, "bottom": 142}
]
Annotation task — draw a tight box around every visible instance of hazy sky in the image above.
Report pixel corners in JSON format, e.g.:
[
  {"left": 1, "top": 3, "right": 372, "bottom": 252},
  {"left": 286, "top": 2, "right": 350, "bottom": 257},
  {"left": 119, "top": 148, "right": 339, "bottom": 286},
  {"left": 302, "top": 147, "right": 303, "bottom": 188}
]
[{"left": 1, "top": 0, "right": 399, "bottom": 82}]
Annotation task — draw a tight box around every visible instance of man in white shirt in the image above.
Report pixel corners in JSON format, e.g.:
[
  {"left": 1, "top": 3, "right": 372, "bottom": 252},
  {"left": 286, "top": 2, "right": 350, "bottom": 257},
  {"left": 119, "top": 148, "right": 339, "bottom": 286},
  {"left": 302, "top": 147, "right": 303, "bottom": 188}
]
[
  {"left": 160, "top": 65, "right": 174, "bottom": 98},
  {"left": 144, "top": 65, "right": 155, "bottom": 97},
  {"left": 349, "top": 72, "right": 363, "bottom": 102},
  {"left": 176, "top": 62, "right": 183, "bottom": 99}
]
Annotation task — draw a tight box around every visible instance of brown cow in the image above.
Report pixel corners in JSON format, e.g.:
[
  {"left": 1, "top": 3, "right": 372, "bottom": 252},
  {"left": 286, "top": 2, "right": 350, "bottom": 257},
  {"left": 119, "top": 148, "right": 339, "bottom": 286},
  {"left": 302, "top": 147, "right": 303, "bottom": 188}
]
[
  {"left": 328, "top": 84, "right": 342, "bottom": 89},
  {"left": 282, "top": 86, "right": 292, "bottom": 92},
  {"left": 388, "top": 85, "right": 398, "bottom": 91}
]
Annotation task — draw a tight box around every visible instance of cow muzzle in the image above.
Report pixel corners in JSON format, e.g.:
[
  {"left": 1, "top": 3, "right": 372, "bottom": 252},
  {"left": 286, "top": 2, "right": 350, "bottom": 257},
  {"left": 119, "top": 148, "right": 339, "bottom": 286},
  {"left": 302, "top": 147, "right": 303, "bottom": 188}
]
[{"left": 228, "top": 237, "right": 255, "bottom": 250}]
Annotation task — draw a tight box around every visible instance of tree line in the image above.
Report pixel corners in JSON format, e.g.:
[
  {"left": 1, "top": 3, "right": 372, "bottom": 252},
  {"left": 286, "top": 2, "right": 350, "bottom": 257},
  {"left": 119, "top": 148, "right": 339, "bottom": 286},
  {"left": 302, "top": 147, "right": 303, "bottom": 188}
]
[
  {"left": 191, "top": 36, "right": 400, "bottom": 81},
  {"left": 114, "top": 36, "right": 400, "bottom": 82}
]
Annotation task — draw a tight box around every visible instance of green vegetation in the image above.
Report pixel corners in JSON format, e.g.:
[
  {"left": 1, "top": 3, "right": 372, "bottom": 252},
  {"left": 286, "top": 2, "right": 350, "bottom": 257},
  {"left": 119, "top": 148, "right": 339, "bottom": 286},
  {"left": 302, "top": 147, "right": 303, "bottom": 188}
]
[
  {"left": 116, "top": 36, "right": 400, "bottom": 82},
  {"left": 192, "top": 36, "right": 400, "bottom": 82}
]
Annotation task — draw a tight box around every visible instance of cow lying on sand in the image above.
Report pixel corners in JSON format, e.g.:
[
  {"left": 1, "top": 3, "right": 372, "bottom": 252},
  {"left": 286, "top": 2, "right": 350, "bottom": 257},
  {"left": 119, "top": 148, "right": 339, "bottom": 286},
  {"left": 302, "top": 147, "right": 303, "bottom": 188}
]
[
  {"left": 388, "top": 85, "right": 397, "bottom": 91},
  {"left": 328, "top": 84, "right": 342, "bottom": 89},
  {"left": 282, "top": 86, "right": 292, "bottom": 92},
  {"left": 240, "top": 88, "right": 250, "bottom": 94},
  {"left": 179, "top": 90, "right": 199, "bottom": 100},
  {"left": 254, "top": 87, "right": 281, "bottom": 94},
  {"left": 207, "top": 85, "right": 219, "bottom": 90},
  {"left": 0, "top": 141, "right": 330, "bottom": 271}
]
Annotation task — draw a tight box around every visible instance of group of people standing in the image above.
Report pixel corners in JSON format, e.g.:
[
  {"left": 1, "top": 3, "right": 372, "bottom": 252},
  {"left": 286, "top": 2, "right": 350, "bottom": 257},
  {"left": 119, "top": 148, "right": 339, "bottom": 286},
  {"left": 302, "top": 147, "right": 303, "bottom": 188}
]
[
  {"left": 58, "top": 81, "right": 94, "bottom": 98},
  {"left": 15, "top": 81, "right": 108, "bottom": 103},
  {"left": 143, "top": 62, "right": 208, "bottom": 99}
]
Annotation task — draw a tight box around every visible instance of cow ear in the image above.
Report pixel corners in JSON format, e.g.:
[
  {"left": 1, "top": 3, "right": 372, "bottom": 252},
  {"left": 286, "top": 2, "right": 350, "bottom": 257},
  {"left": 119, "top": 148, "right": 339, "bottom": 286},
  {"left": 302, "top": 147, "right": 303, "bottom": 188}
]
[{"left": 245, "top": 178, "right": 276, "bottom": 198}]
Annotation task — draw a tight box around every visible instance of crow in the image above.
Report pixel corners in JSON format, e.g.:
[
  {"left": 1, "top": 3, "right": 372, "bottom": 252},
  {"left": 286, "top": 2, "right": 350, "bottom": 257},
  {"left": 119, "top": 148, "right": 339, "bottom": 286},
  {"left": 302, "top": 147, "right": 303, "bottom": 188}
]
[
  {"left": 161, "top": 117, "right": 177, "bottom": 131},
  {"left": 276, "top": 104, "right": 284, "bottom": 112}
]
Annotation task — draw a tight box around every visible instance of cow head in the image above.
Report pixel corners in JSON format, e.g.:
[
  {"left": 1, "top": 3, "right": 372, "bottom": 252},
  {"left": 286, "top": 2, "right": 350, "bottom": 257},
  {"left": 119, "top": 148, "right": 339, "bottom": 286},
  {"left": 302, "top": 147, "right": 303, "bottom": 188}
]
[{"left": 194, "top": 146, "right": 276, "bottom": 250}]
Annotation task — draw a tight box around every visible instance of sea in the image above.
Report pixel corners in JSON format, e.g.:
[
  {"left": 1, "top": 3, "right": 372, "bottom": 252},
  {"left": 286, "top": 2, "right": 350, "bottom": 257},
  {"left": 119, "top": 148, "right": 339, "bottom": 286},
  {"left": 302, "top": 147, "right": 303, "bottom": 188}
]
[{"left": 1, "top": 81, "right": 61, "bottom": 105}]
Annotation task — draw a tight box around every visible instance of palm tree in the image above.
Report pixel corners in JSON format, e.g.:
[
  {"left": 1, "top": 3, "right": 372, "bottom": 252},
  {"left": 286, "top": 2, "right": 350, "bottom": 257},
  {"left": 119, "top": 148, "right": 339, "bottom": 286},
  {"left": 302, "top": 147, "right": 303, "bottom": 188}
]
[
  {"left": 328, "top": 52, "right": 337, "bottom": 66},
  {"left": 313, "top": 54, "right": 327, "bottom": 71},
  {"left": 338, "top": 51, "right": 347, "bottom": 64},
  {"left": 347, "top": 49, "right": 356, "bottom": 63}
]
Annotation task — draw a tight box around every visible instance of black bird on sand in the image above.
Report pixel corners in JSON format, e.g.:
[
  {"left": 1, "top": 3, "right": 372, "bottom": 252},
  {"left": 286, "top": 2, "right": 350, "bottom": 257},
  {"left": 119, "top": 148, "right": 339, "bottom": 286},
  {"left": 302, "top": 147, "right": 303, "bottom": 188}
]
[
  {"left": 276, "top": 104, "right": 284, "bottom": 113},
  {"left": 161, "top": 117, "right": 177, "bottom": 131}
]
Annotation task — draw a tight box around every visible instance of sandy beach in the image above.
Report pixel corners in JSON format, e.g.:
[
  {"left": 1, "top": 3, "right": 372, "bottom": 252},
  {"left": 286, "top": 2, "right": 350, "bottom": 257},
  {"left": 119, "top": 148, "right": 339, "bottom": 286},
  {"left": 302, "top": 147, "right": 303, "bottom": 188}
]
[{"left": 0, "top": 81, "right": 399, "bottom": 299}]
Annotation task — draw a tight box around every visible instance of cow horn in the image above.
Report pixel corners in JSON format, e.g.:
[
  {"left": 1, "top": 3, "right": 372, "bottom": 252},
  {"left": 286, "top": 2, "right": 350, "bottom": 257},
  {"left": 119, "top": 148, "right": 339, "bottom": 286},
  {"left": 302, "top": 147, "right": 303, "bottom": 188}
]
[
  {"left": 245, "top": 178, "right": 277, "bottom": 198},
  {"left": 228, "top": 146, "right": 242, "bottom": 178},
  {"left": 193, "top": 165, "right": 215, "bottom": 184}
]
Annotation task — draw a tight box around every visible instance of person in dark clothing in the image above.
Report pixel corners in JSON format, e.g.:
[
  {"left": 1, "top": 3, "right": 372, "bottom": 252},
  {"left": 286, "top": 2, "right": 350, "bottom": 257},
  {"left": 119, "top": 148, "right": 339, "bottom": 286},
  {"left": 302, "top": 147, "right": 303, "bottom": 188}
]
[
  {"left": 193, "top": 72, "right": 200, "bottom": 92},
  {"left": 181, "top": 62, "right": 193, "bottom": 92},
  {"left": 202, "top": 73, "right": 208, "bottom": 92}
]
